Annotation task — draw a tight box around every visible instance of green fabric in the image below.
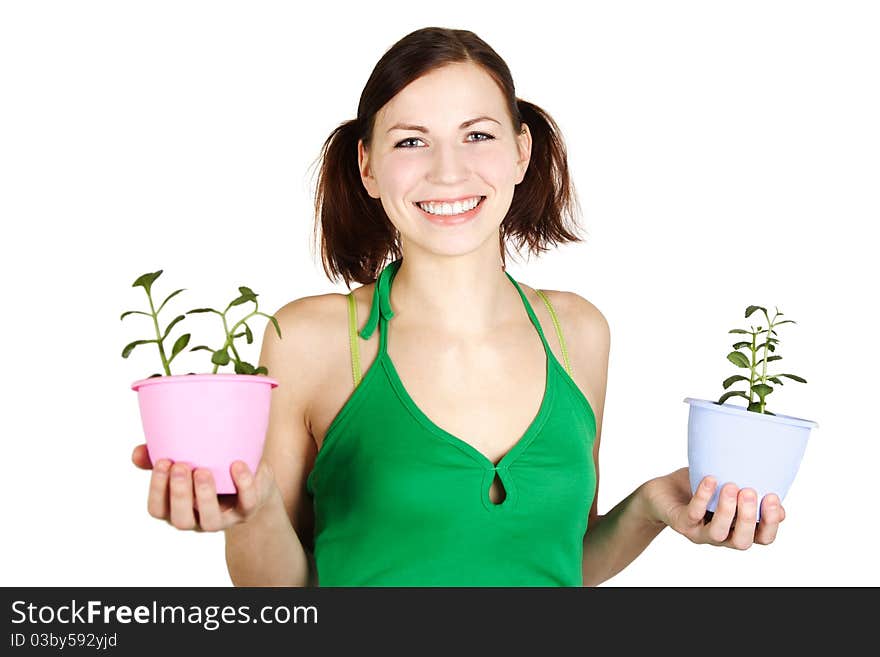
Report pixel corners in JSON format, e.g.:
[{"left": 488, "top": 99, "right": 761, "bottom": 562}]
[{"left": 306, "top": 257, "right": 597, "bottom": 586}]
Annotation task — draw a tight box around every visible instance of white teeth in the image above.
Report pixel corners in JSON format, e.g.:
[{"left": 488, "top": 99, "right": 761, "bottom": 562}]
[{"left": 417, "top": 196, "right": 482, "bottom": 216}]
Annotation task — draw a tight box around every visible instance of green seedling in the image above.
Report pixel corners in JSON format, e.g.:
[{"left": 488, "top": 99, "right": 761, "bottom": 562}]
[
  {"left": 716, "top": 305, "right": 807, "bottom": 415},
  {"left": 121, "top": 270, "right": 281, "bottom": 378}
]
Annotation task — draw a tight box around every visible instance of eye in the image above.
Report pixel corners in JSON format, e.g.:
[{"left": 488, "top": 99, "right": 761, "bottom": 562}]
[
  {"left": 395, "top": 137, "right": 424, "bottom": 148},
  {"left": 394, "top": 132, "right": 496, "bottom": 149}
]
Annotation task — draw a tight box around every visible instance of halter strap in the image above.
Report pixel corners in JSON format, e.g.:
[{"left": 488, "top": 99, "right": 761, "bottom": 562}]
[
  {"left": 504, "top": 271, "right": 553, "bottom": 355},
  {"left": 358, "top": 257, "right": 552, "bottom": 357},
  {"left": 358, "top": 258, "right": 402, "bottom": 342}
]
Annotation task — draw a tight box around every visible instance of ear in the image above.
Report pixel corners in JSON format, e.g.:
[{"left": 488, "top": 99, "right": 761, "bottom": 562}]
[
  {"left": 358, "top": 139, "right": 381, "bottom": 199},
  {"left": 514, "top": 123, "right": 532, "bottom": 185}
]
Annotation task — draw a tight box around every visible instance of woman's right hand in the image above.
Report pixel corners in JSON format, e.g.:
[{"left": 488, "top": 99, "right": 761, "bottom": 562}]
[{"left": 131, "top": 444, "right": 279, "bottom": 532}]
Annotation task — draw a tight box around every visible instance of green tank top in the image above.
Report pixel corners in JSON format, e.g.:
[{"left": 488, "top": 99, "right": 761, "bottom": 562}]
[{"left": 305, "top": 258, "right": 597, "bottom": 586}]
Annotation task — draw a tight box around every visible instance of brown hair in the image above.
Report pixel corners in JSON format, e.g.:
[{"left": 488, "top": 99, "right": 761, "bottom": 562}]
[{"left": 309, "top": 26, "right": 585, "bottom": 288}]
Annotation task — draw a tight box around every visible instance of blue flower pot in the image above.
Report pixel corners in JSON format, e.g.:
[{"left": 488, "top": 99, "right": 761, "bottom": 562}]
[{"left": 684, "top": 398, "right": 819, "bottom": 522}]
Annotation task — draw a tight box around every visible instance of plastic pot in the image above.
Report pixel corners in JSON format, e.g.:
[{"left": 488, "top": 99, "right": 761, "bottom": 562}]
[
  {"left": 684, "top": 397, "right": 819, "bottom": 521},
  {"left": 131, "top": 373, "right": 278, "bottom": 494}
]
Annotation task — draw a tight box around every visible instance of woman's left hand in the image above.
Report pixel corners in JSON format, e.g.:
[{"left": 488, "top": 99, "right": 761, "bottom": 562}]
[{"left": 644, "top": 467, "right": 786, "bottom": 549}]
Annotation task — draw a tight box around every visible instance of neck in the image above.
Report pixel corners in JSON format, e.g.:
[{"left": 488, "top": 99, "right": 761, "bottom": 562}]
[{"left": 390, "top": 242, "right": 517, "bottom": 337}]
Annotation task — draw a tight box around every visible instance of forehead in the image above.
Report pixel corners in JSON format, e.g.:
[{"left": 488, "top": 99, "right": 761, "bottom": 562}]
[{"left": 376, "top": 63, "right": 507, "bottom": 127}]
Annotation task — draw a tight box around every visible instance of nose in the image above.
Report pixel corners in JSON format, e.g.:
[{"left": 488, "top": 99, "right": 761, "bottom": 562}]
[{"left": 427, "top": 141, "right": 470, "bottom": 185}]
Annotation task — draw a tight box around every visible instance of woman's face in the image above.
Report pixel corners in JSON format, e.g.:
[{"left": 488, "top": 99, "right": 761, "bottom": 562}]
[{"left": 358, "top": 62, "right": 531, "bottom": 257}]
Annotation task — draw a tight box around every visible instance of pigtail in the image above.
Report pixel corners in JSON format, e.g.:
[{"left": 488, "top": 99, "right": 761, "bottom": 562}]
[
  {"left": 311, "top": 120, "right": 400, "bottom": 288},
  {"left": 500, "top": 99, "right": 585, "bottom": 270}
]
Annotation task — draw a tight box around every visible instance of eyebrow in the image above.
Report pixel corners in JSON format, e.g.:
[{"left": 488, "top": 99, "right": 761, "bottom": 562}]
[{"left": 386, "top": 116, "right": 501, "bottom": 134}]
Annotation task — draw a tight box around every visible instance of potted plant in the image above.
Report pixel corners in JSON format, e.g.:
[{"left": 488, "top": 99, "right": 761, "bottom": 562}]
[
  {"left": 122, "top": 270, "right": 281, "bottom": 494},
  {"left": 684, "top": 305, "right": 819, "bottom": 521}
]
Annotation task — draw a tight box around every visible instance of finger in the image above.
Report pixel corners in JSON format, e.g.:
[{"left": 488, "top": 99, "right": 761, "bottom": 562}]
[
  {"left": 728, "top": 488, "right": 758, "bottom": 550},
  {"left": 192, "top": 468, "right": 225, "bottom": 531},
  {"left": 147, "top": 459, "right": 172, "bottom": 520},
  {"left": 685, "top": 476, "right": 717, "bottom": 526},
  {"left": 755, "top": 494, "right": 784, "bottom": 545},
  {"left": 231, "top": 461, "right": 259, "bottom": 518},
  {"left": 132, "top": 444, "right": 153, "bottom": 470},
  {"left": 706, "top": 483, "right": 738, "bottom": 544},
  {"left": 168, "top": 463, "right": 197, "bottom": 530}
]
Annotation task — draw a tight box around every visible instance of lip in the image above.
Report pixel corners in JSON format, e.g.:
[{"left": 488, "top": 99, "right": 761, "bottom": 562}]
[
  {"left": 413, "top": 196, "right": 486, "bottom": 226},
  {"left": 416, "top": 195, "right": 483, "bottom": 204}
]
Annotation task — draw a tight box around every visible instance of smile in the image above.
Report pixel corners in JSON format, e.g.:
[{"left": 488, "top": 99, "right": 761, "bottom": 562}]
[{"left": 413, "top": 196, "right": 486, "bottom": 226}]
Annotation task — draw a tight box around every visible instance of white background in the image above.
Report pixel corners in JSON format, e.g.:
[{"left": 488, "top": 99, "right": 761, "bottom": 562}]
[{"left": 2, "top": 1, "right": 877, "bottom": 587}]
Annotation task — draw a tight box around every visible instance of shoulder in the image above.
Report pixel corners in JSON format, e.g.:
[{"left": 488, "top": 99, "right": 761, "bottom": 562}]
[
  {"left": 264, "top": 291, "right": 361, "bottom": 375},
  {"left": 273, "top": 290, "right": 348, "bottom": 320},
  {"left": 522, "top": 286, "right": 610, "bottom": 345},
  {"left": 270, "top": 293, "right": 338, "bottom": 341}
]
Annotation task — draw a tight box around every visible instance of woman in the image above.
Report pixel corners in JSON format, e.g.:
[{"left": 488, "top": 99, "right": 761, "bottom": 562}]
[{"left": 132, "top": 27, "right": 786, "bottom": 586}]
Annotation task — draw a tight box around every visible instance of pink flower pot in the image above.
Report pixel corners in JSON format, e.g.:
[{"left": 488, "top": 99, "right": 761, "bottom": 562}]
[{"left": 131, "top": 374, "right": 279, "bottom": 494}]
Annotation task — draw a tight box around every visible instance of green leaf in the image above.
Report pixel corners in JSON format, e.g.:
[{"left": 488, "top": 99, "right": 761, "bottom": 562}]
[
  {"left": 722, "top": 374, "right": 750, "bottom": 389},
  {"left": 774, "top": 319, "right": 797, "bottom": 326},
  {"left": 753, "top": 383, "right": 773, "bottom": 401},
  {"left": 755, "top": 353, "right": 782, "bottom": 367},
  {"left": 729, "top": 329, "right": 750, "bottom": 334},
  {"left": 268, "top": 315, "right": 281, "bottom": 339},
  {"left": 170, "top": 333, "right": 191, "bottom": 360},
  {"left": 234, "top": 360, "right": 256, "bottom": 375},
  {"left": 132, "top": 270, "right": 163, "bottom": 295},
  {"left": 238, "top": 286, "right": 257, "bottom": 298},
  {"left": 254, "top": 365, "right": 268, "bottom": 375},
  {"left": 120, "top": 310, "right": 153, "bottom": 321},
  {"left": 161, "top": 315, "right": 186, "bottom": 341},
  {"left": 748, "top": 402, "right": 776, "bottom": 415},
  {"left": 778, "top": 373, "right": 807, "bottom": 383},
  {"left": 718, "top": 390, "right": 749, "bottom": 404},
  {"left": 732, "top": 341, "right": 752, "bottom": 350},
  {"left": 726, "top": 351, "right": 751, "bottom": 368},
  {"left": 157, "top": 288, "right": 186, "bottom": 315},
  {"left": 769, "top": 377, "right": 784, "bottom": 385},
  {"left": 189, "top": 345, "right": 214, "bottom": 353},
  {"left": 745, "top": 305, "right": 767, "bottom": 318},
  {"left": 148, "top": 373, "right": 163, "bottom": 378},
  {"left": 211, "top": 349, "right": 230, "bottom": 366},
  {"left": 122, "top": 339, "right": 156, "bottom": 359},
  {"left": 186, "top": 308, "right": 223, "bottom": 316},
  {"left": 244, "top": 323, "right": 253, "bottom": 344},
  {"left": 228, "top": 294, "right": 252, "bottom": 308}
]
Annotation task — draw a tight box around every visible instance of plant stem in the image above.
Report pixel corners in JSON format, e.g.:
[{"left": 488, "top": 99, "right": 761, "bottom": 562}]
[
  {"left": 758, "top": 311, "right": 777, "bottom": 413},
  {"left": 148, "top": 290, "right": 172, "bottom": 376},
  {"left": 210, "top": 303, "right": 261, "bottom": 374},
  {"left": 211, "top": 310, "right": 235, "bottom": 374},
  {"left": 748, "top": 330, "right": 758, "bottom": 407}
]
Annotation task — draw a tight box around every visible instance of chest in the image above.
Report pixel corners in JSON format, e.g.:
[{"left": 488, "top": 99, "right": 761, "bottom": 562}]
[{"left": 309, "top": 322, "right": 551, "bottom": 467}]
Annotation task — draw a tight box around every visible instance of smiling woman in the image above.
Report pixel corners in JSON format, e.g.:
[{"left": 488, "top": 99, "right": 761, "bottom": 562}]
[
  {"left": 311, "top": 27, "right": 583, "bottom": 285},
  {"left": 298, "top": 27, "right": 608, "bottom": 587},
  {"left": 136, "top": 25, "right": 788, "bottom": 590}
]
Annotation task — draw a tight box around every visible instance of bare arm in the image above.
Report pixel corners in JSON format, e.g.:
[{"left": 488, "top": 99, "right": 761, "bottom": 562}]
[
  {"left": 569, "top": 295, "right": 785, "bottom": 586},
  {"left": 581, "top": 484, "right": 667, "bottom": 587},
  {"left": 224, "top": 486, "right": 312, "bottom": 587},
  {"left": 224, "top": 298, "right": 320, "bottom": 587},
  {"left": 563, "top": 295, "right": 668, "bottom": 586}
]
